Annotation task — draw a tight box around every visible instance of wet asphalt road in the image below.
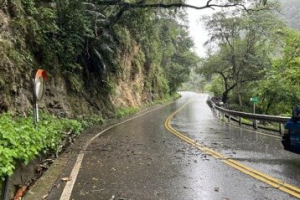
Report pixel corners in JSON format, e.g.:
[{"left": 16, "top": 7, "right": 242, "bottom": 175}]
[{"left": 48, "top": 92, "right": 299, "bottom": 200}]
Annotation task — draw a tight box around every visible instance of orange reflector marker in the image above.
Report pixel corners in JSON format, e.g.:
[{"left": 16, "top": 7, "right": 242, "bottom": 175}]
[{"left": 36, "top": 69, "right": 47, "bottom": 81}]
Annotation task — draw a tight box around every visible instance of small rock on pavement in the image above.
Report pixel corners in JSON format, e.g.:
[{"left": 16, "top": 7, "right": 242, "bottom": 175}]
[{"left": 109, "top": 195, "right": 115, "bottom": 200}]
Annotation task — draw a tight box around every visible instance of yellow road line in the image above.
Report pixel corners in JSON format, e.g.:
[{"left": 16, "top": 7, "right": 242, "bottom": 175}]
[{"left": 164, "top": 98, "right": 300, "bottom": 198}]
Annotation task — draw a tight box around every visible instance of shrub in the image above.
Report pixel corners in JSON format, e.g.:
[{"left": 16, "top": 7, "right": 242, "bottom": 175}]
[{"left": 0, "top": 113, "right": 84, "bottom": 179}]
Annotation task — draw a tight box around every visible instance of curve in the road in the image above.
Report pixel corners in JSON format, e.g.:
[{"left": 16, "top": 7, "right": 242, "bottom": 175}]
[{"left": 164, "top": 98, "right": 300, "bottom": 199}]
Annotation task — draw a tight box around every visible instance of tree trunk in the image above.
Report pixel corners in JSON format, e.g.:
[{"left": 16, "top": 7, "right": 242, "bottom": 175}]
[
  {"left": 237, "top": 82, "right": 243, "bottom": 107},
  {"left": 222, "top": 91, "right": 229, "bottom": 104},
  {"left": 265, "top": 98, "right": 274, "bottom": 115},
  {"left": 238, "top": 94, "right": 243, "bottom": 107}
]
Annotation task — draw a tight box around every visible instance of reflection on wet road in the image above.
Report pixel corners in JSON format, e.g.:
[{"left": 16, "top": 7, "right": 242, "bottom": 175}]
[
  {"left": 170, "top": 92, "right": 300, "bottom": 199},
  {"left": 57, "top": 91, "right": 299, "bottom": 200}
]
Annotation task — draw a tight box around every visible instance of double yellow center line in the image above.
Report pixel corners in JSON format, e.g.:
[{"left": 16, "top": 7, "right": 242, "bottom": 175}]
[{"left": 164, "top": 98, "right": 300, "bottom": 198}]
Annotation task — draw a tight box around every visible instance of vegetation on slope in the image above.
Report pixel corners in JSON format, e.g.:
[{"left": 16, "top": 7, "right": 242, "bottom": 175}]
[
  {"left": 0, "top": 112, "right": 87, "bottom": 178},
  {"left": 196, "top": 2, "right": 300, "bottom": 115},
  {"left": 0, "top": 0, "right": 200, "bottom": 116},
  {"left": 0, "top": 0, "right": 200, "bottom": 182}
]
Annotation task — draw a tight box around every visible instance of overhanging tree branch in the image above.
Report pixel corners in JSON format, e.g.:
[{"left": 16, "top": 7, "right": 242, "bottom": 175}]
[
  {"left": 94, "top": 1, "right": 274, "bottom": 12},
  {"left": 91, "top": 0, "right": 275, "bottom": 38},
  {"left": 96, "top": 2, "right": 244, "bottom": 10}
]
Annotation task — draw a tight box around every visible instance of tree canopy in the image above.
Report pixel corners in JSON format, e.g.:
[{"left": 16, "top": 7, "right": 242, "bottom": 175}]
[
  {"left": 197, "top": 9, "right": 284, "bottom": 104},
  {"left": 3, "top": 0, "right": 203, "bottom": 99},
  {"left": 0, "top": 0, "right": 286, "bottom": 114},
  {"left": 195, "top": 1, "right": 300, "bottom": 114},
  {"left": 256, "top": 29, "right": 300, "bottom": 114}
]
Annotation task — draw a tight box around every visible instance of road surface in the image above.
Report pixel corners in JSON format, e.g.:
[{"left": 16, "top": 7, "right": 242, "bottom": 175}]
[{"left": 43, "top": 92, "right": 300, "bottom": 200}]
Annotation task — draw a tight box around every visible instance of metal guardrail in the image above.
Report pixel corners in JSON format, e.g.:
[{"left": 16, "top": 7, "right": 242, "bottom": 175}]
[{"left": 209, "top": 100, "right": 290, "bottom": 134}]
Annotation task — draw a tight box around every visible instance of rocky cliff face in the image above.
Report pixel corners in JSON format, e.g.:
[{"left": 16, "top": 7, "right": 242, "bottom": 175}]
[
  {"left": 110, "top": 44, "right": 149, "bottom": 108},
  {"left": 0, "top": 9, "right": 31, "bottom": 114},
  {"left": 0, "top": 8, "right": 150, "bottom": 118}
]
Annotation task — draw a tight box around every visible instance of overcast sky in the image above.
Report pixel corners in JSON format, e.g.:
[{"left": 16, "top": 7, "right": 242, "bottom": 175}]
[{"left": 186, "top": 0, "right": 218, "bottom": 57}]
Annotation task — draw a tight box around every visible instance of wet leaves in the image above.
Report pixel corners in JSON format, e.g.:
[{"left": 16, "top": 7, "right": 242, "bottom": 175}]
[
  {"left": 13, "top": 186, "right": 27, "bottom": 200},
  {"left": 35, "top": 158, "right": 54, "bottom": 174}
]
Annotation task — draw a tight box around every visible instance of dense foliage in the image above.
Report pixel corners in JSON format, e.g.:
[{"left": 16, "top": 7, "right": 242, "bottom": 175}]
[
  {"left": 198, "top": 9, "right": 284, "bottom": 104},
  {"left": 3, "top": 0, "right": 198, "bottom": 98},
  {"left": 196, "top": 3, "right": 300, "bottom": 115},
  {"left": 0, "top": 113, "right": 85, "bottom": 178},
  {"left": 0, "top": 0, "right": 272, "bottom": 110},
  {"left": 256, "top": 29, "right": 300, "bottom": 115},
  {"left": 0, "top": 0, "right": 201, "bottom": 181}
]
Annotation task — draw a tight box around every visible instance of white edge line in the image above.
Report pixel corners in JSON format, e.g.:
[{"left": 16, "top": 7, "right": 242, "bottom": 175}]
[
  {"left": 59, "top": 102, "right": 175, "bottom": 200},
  {"left": 59, "top": 153, "right": 84, "bottom": 200}
]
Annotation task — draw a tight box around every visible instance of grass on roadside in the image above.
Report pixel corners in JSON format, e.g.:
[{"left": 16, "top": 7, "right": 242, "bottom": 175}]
[
  {"left": 115, "top": 107, "right": 139, "bottom": 118},
  {"left": 0, "top": 112, "right": 104, "bottom": 180},
  {"left": 115, "top": 93, "right": 181, "bottom": 119}
]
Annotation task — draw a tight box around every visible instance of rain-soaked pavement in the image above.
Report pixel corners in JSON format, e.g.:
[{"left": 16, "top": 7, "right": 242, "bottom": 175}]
[{"left": 45, "top": 91, "right": 299, "bottom": 200}]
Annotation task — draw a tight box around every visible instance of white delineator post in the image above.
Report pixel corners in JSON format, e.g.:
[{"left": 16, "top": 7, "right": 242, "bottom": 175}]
[{"left": 250, "top": 97, "right": 258, "bottom": 129}]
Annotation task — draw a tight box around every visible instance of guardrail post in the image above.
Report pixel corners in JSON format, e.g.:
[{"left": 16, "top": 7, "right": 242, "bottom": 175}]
[
  {"left": 253, "top": 120, "right": 257, "bottom": 129},
  {"left": 279, "top": 123, "right": 284, "bottom": 135},
  {"left": 210, "top": 100, "right": 290, "bottom": 133}
]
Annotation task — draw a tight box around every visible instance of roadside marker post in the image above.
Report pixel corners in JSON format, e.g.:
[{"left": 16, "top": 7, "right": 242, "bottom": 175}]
[
  {"left": 33, "top": 69, "right": 47, "bottom": 127},
  {"left": 250, "top": 97, "right": 259, "bottom": 129}
]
